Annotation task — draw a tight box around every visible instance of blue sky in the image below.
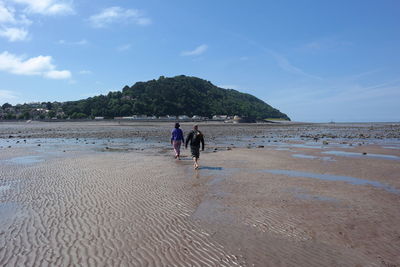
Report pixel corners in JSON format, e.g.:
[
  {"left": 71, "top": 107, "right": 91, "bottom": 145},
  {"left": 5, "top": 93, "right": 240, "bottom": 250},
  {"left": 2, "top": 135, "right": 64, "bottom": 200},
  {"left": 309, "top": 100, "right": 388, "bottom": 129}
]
[{"left": 0, "top": 0, "right": 399, "bottom": 122}]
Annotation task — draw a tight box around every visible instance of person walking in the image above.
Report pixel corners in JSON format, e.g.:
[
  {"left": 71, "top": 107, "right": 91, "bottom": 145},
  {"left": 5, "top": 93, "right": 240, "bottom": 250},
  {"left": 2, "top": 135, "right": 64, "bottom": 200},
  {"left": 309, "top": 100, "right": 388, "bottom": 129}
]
[
  {"left": 171, "top": 122, "right": 184, "bottom": 159},
  {"left": 185, "top": 124, "right": 204, "bottom": 169}
]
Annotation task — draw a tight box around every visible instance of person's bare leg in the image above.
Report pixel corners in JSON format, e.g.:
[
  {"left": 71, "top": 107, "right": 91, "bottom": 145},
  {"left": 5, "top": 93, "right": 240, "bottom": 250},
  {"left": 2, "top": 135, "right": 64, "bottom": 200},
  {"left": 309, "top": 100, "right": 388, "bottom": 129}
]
[{"left": 194, "top": 158, "right": 199, "bottom": 169}]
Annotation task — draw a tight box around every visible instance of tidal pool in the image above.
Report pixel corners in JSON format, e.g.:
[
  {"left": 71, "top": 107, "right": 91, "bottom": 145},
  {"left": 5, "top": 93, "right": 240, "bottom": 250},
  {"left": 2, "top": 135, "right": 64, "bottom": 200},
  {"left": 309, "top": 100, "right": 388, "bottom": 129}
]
[
  {"left": 322, "top": 151, "right": 400, "bottom": 160},
  {"left": 6, "top": 155, "right": 44, "bottom": 165},
  {"left": 264, "top": 169, "right": 400, "bottom": 194}
]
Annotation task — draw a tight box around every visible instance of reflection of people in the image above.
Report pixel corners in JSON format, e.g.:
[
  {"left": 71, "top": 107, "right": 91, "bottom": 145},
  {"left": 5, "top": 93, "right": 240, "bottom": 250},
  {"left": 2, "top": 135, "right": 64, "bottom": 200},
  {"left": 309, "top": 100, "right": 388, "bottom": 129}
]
[
  {"left": 171, "top": 122, "right": 184, "bottom": 160},
  {"left": 185, "top": 124, "right": 205, "bottom": 170}
]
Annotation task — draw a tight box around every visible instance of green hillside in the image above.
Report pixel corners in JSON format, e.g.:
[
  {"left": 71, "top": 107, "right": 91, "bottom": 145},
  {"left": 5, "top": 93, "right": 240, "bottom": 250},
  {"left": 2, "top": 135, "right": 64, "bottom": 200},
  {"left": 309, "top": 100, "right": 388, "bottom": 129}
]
[{"left": 62, "top": 75, "right": 290, "bottom": 120}]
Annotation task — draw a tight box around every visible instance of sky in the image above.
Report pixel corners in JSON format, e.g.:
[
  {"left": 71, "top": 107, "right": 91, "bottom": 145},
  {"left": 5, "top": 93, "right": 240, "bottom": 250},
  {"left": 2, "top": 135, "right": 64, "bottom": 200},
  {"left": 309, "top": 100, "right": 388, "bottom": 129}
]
[{"left": 0, "top": 0, "right": 399, "bottom": 122}]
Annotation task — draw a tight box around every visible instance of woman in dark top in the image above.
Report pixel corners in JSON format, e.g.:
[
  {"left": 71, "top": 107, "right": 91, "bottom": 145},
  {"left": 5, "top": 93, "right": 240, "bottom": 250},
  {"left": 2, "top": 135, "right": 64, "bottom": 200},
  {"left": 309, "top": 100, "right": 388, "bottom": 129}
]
[{"left": 171, "top": 122, "right": 184, "bottom": 160}]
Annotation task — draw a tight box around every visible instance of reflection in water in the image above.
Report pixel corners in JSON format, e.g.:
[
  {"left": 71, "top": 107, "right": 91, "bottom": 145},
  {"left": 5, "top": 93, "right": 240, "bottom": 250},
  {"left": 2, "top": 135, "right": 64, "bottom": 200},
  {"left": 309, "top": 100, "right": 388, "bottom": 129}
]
[
  {"left": 383, "top": 146, "right": 400, "bottom": 150},
  {"left": 199, "top": 166, "right": 223, "bottom": 170},
  {"left": 322, "top": 150, "right": 400, "bottom": 160},
  {"left": 264, "top": 169, "right": 400, "bottom": 194},
  {"left": 6, "top": 156, "right": 43, "bottom": 165},
  {"left": 292, "top": 154, "right": 318, "bottom": 159},
  {"left": 292, "top": 154, "right": 335, "bottom": 161}
]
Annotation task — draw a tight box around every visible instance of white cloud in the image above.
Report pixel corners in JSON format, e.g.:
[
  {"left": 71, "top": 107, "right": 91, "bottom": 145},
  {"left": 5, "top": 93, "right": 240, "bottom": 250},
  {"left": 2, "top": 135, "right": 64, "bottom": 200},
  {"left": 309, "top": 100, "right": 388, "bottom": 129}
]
[
  {"left": 0, "top": 4, "right": 33, "bottom": 26},
  {"left": 0, "top": 89, "right": 18, "bottom": 100},
  {"left": 268, "top": 50, "right": 322, "bottom": 80},
  {"left": 0, "top": 51, "right": 71, "bottom": 79},
  {"left": 44, "top": 70, "right": 71, "bottom": 79},
  {"left": 0, "top": 1, "right": 16, "bottom": 23},
  {"left": 117, "top": 44, "right": 131, "bottom": 51},
  {"left": 181, "top": 44, "right": 208, "bottom": 56},
  {"left": 11, "top": 0, "right": 74, "bottom": 15},
  {"left": 304, "top": 37, "right": 353, "bottom": 51},
  {"left": 0, "top": 1, "right": 33, "bottom": 41},
  {"left": 58, "top": 39, "right": 88, "bottom": 45},
  {"left": 89, "top": 6, "right": 151, "bottom": 28},
  {"left": 79, "top": 70, "right": 92, "bottom": 75},
  {"left": 0, "top": 26, "right": 28, "bottom": 41}
]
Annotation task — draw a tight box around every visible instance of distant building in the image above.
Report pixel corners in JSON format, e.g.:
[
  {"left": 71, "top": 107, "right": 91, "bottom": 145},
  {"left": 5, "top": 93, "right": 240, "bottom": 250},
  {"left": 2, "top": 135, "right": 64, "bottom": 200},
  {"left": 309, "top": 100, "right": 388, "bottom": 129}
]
[
  {"left": 136, "top": 115, "right": 148, "bottom": 119},
  {"left": 94, "top": 117, "right": 104, "bottom": 120},
  {"left": 233, "top": 115, "right": 241, "bottom": 123},
  {"left": 178, "top": 115, "right": 190, "bottom": 120},
  {"left": 167, "top": 115, "right": 176, "bottom": 120},
  {"left": 28, "top": 102, "right": 41, "bottom": 108},
  {"left": 212, "top": 115, "right": 228, "bottom": 120},
  {"left": 192, "top": 115, "right": 208, "bottom": 120}
]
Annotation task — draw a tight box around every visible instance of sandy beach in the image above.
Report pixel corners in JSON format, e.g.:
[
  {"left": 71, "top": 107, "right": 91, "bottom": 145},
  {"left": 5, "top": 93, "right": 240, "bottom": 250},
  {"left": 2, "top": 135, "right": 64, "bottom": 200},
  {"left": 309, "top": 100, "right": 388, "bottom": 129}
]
[{"left": 1, "top": 121, "right": 400, "bottom": 266}]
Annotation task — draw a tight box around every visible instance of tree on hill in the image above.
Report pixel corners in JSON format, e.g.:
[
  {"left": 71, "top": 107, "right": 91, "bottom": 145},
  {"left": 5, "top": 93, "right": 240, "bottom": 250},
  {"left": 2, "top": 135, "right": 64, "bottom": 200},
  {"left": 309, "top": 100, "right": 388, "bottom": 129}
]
[{"left": 59, "top": 75, "right": 290, "bottom": 120}]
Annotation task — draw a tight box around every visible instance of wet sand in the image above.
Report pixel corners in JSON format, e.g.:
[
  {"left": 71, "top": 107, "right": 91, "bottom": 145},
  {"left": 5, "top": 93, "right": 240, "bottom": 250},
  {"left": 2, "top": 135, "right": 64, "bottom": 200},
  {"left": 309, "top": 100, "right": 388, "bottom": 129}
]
[{"left": 1, "top": 121, "right": 400, "bottom": 266}]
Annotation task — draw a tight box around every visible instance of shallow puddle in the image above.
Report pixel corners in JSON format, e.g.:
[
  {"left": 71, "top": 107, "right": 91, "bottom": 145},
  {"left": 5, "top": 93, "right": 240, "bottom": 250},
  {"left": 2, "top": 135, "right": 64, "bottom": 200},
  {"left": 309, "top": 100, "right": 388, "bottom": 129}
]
[
  {"left": 295, "top": 193, "right": 337, "bottom": 202},
  {"left": 383, "top": 146, "right": 400, "bottom": 150},
  {"left": 292, "top": 154, "right": 334, "bottom": 161},
  {"left": 6, "top": 155, "right": 44, "bottom": 165},
  {"left": 264, "top": 169, "right": 400, "bottom": 194},
  {"left": 200, "top": 166, "right": 223, "bottom": 170},
  {"left": 322, "top": 150, "right": 400, "bottom": 160}
]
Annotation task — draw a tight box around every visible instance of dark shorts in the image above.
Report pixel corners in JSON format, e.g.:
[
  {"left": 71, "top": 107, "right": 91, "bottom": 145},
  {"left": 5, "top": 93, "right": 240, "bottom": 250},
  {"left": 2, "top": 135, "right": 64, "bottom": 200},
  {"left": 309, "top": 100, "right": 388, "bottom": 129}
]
[{"left": 190, "top": 145, "right": 200, "bottom": 159}]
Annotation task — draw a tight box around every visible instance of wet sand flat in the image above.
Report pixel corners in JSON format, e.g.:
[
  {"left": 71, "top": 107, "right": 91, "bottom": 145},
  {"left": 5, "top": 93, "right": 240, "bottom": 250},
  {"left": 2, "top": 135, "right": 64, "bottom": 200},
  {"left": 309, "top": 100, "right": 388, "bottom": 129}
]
[
  {"left": 1, "top": 121, "right": 400, "bottom": 266},
  {"left": 0, "top": 151, "right": 241, "bottom": 266},
  {"left": 195, "top": 147, "right": 400, "bottom": 266}
]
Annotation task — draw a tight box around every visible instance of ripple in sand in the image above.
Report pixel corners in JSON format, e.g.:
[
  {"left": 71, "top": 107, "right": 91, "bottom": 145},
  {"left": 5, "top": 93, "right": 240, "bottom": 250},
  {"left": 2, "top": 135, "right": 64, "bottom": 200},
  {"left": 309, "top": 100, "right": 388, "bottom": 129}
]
[
  {"left": 0, "top": 202, "right": 25, "bottom": 230},
  {"left": 0, "top": 184, "right": 11, "bottom": 193}
]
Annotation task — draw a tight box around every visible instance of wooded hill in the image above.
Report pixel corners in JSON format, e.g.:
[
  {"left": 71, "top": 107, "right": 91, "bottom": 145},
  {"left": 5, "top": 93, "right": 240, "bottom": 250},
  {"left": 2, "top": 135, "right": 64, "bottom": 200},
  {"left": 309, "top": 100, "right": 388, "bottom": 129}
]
[{"left": 62, "top": 75, "right": 290, "bottom": 120}]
